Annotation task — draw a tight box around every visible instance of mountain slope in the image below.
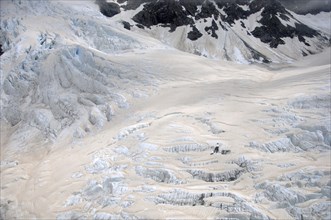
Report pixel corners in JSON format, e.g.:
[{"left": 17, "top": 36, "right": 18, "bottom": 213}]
[{"left": 103, "top": 0, "right": 330, "bottom": 63}]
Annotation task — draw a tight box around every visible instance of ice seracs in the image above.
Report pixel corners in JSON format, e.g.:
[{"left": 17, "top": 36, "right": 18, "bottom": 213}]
[{"left": 0, "top": 0, "right": 330, "bottom": 219}]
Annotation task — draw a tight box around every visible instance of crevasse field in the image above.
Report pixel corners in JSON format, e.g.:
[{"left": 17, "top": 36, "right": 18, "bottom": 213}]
[{"left": 0, "top": 1, "right": 330, "bottom": 219}]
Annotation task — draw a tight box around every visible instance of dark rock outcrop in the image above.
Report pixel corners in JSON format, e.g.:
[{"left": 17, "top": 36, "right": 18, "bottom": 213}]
[
  {"left": 187, "top": 26, "right": 203, "bottom": 41},
  {"left": 180, "top": 0, "right": 204, "bottom": 16},
  {"left": 251, "top": 0, "right": 320, "bottom": 48},
  {"left": 96, "top": 0, "right": 121, "bottom": 18},
  {"left": 132, "top": 0, "right": 194, "bottom": 32},
  {"left": 122, "top": 21, "right": 131, "bottom": 30},
  {"left": 0, "top": 43, "right": 3, "bottom": 56},
  {"left": 195, "top": 0, "right": 220, "bottom": 20},
  {"left": 217, "top": 1, "right": 250, "bottom": 25},
  {"left": 204, "top": 20, "right": 219, "bottom": 39},
  {"left": 127, "top": 0, "right": 324, "bottom": 47},
  {"left": 96, "top": 0, "right": 329, "bottom": 61}
]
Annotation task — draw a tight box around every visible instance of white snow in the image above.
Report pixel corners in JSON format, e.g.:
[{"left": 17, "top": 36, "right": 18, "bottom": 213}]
[
  {"left": 294, "top": 11, "right": 331, "bottom": 35},
  {"left": 0, "top": 1, "right": 330, "bottom": 220},
  {"left": 232, "top": 47, "right": 250, "bottom": 64},
  {"left": 238, "top": 5, "right": 250, "bottom": 11}
]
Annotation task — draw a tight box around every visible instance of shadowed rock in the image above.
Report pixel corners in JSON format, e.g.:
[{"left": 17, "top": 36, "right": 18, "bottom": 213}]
[
  {"left": 122, "top": 21, "right": 131, "bottom": 30},
  {"left": 250, "top": 0, "right": 320, "bottom": 48},
  {"left": 204, "top": 20, "right": 219, "bottom": 39},
  {"left": 0, "top": 43, "right": 3, "bottom": 56},
  {"left": 195, "top": 0, "right": 219, "bottom": 20},
  {"left": 96, "top": 0, "right": 121, "bottom": 18},
  {"left": 132, "top": 0, "right": 194, "bottom": 31}
]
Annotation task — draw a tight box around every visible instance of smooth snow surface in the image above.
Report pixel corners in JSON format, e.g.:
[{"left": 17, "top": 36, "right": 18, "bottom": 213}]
[
  {"left": 1, "top": 1, "right": 330, "bottom": 220},
  {"left": 294, "top": 12, "right": 331, "bottom": 35}
]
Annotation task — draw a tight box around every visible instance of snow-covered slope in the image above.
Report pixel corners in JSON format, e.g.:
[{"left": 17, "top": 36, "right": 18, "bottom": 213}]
[
  {"left": 104, "top": 0, "right": 331, "bottom": 63},
  {"left": 0, "top": 0, "right": 330, "bottom": 220},
  {"left": 0, "top": 0, "right": 164, "bottom": 151}
]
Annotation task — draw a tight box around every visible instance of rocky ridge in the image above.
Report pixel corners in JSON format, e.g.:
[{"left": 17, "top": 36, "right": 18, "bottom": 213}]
[{"left": 98, "top": 0, "right": 330, "bottom": 63}]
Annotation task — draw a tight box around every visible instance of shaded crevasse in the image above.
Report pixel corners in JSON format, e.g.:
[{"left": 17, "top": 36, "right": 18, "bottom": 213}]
[
  {"left": 186, "top": 169, "right": 245, "bottom": 182},
  {"left": 247, "top": 138, "right": 300, "bottom": 153},
  {"left": 255, "top": 169, "right": 331, "bottom": 220},
  {"left": 135, "top": 166, "right": 186, "bottom": 184},
  {"left": 163, "top": 143, "right": 213, "bottom": 153},
  {"left": 151, "top": 189, "right": 271, "bottom": 219}
]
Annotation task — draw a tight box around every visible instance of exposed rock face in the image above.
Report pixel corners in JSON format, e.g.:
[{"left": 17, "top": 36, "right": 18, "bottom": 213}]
[
  {"left": 96, "top": 0, "right": 121, "bottom": 18},
  {"left": 195, "top": 0, "right": 219, "bottom": 20},
  {"left": 179, "top": 0, "right": 204, "bottom": 16},
  {"left": 187, "top": 25, "right": 203, "bottom": 41},
  {"left": 217, "top": 0, "right": 250, "bottom": 25},
  {"left": 121, "top": 0, "right": 324, "bottom": 45},
  {"left": 99, "top": 0, "right": 330, "bottom": 63},
  {"left": 132, "top": 0, "right": 194, "bottom": 32},
  {"left": 0, "top": 43, "right": 3, "bottom": 56},
  {"left": 204, "top": 20, "right": 219, "bottom": 39},
  {"left": 122, "top": 21, "right": 131, "bottom": 30},
  {"left": 250, "top": 0, "right": 319, "bottom": 48}
]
